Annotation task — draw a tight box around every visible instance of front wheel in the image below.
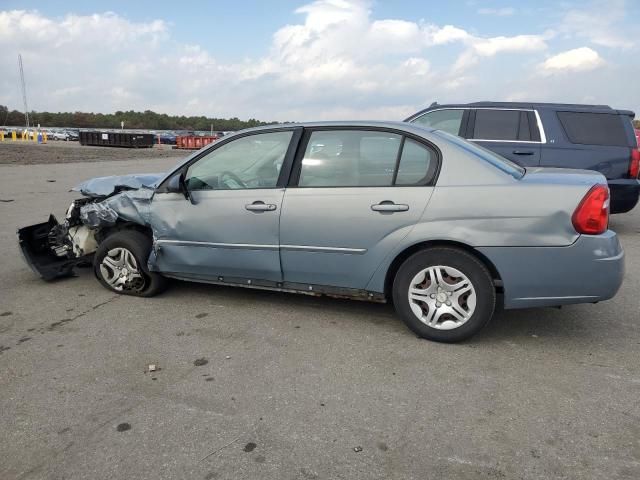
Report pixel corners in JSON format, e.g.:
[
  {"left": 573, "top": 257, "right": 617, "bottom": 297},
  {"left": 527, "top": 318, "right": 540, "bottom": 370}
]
[
  {"left": 392, "top": 247, "right": 496, "bottom": 342},
  {"left": 94, "top": 230, "right": 168, "bottom": 297}
]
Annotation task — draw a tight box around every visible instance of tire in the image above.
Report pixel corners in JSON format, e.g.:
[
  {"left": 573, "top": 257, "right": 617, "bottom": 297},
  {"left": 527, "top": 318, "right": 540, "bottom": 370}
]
[
  {"left": 93, "top": 230, "right": 168, "bottom": 297},
  {"left": 392, "top": 247, "right": 496, "bottom": 343}
]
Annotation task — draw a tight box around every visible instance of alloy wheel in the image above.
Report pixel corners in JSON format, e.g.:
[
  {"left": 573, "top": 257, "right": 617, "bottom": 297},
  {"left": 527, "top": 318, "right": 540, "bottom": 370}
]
[
  {"left": 99, "top": 247, "right": 146, "bottom": 292},
  {"left": 407, "top": 265, "right": 477, "bottom": 330}
]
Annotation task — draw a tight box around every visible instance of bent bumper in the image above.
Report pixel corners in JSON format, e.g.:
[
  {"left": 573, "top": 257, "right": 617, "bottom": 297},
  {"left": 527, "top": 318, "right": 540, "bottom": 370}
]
[
  {"left": 608, "top": 179, "right": 640, "bottom": 214},
  {"left": 478, "top": 231, "right": 624, "bottom": 309},
  {"left": 17, "top": 216, "right": 87, "bottom": 280}
]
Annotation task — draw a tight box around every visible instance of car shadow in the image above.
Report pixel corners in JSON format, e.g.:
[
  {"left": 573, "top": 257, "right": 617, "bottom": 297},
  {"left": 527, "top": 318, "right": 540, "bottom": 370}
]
[{"left": 162, "top": 279, "right": 609, "bottom": 345}]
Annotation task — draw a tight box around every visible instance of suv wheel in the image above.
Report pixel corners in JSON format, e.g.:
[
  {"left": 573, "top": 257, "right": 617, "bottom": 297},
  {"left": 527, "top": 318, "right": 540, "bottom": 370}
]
[
  {"left": 94, "top": 230, "right": 168, "bottom": 297},
  {"left": 392, "top": 247, "right": 496, "bottom": 342}
]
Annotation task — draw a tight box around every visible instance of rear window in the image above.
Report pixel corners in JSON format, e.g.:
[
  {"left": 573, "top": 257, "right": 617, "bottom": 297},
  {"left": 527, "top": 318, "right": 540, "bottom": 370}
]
[
  {"left": 434, "top": 130, "right": 525, "bottom": 179},
  {"left": 557, "top": 112, "right": 628, "bottom": 146}
]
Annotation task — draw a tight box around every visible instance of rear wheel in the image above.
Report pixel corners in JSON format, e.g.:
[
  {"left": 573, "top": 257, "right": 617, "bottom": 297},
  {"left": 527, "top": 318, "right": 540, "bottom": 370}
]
[
  {"left": 94, "top": 230, "right": 167, "bottom": 297},
  {"left": 392, "top": 247, "right": 495, "bottom": 342}
]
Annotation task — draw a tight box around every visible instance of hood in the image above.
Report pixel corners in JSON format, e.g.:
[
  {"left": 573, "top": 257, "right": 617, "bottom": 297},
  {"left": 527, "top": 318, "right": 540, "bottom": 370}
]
[{"left": 72, "top": 173, "right": 165, "bottom": 198}]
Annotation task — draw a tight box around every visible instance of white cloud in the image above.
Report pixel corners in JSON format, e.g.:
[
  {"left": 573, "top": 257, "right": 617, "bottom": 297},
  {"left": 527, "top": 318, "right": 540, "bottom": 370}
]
[
  {"left": 0, "top": 1, "right": 638, "bottom": 122},
  {"left": 541, "top": 47, "right": 605, "bottom": 73},
  {"left": 477, "top": 7, "right": 516, "bottom": 16},
  {"left": 560, "top": 0, "right": 632, "bottom": 49}
]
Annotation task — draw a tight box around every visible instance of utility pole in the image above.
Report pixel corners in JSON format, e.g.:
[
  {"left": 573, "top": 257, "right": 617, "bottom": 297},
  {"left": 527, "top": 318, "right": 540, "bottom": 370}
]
[{"left": 18, "top": 54, "right": 29, "bottom": 129}]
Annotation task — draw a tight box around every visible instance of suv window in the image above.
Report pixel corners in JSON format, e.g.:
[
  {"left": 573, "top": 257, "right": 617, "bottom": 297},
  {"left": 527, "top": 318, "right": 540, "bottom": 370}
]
[
  {"left": 186, "top": 131, "right": 292, "bottom": 190},
  {"left": 557, "top": 112, "right": 628, "bottom": 146},
  {"left": 472, "top": 109, "right": 521, "bottom": 140},
  {"left": 298, "top": 130, "right": 435, "bottom": 187},
  {"left": 412, "top": 109, "right": 464, "bottom": 136}
]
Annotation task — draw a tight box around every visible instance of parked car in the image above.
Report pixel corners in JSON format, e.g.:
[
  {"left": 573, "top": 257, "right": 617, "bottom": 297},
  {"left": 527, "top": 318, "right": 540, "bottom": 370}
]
[
  {"left": 635, "top": 128, "right": 640, "bottom": 146},
  {"left": 65, "top": 130, "right": 79, "bottom": 141},
  {"left": 156, "top": 132, "right": 177, "bottom": 145},
  {"left": 51, "top": 131, "right": 70, "bottom": 141},
  {"left": 405, "top": 102, "right": 640, "bottom": 213},
  {"left": 18, "top": 121, "right": 624, "bottom": 342}
]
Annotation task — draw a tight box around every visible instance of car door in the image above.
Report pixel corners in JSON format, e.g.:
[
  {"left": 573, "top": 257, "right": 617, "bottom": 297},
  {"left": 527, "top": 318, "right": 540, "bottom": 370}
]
[
  {"left": 150, "top": 128, "right": 300, "bottom": 282},
  {"left": 467, "top": 108, "right": 541, "bottom": 167},
  {"left": 279, "top": 128, "right": 438, "bottom": 290}
]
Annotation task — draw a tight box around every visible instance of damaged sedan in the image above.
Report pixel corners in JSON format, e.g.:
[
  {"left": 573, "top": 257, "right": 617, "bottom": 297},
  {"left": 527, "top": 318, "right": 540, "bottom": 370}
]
[{"left": 18, "top": 122, "right": 625, "bottom": 342}]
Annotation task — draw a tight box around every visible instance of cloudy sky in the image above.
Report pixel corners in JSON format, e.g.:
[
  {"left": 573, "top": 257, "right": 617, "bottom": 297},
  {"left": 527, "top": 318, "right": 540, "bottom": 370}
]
[{"left": 0, "top": 0, "right": 638, "bottom": 121}]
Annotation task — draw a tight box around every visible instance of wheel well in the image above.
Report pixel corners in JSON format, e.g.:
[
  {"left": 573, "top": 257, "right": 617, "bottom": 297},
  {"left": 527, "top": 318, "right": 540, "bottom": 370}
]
[
  {"left": 95, "top": 221, "right": 153, "bottom": 244},
  {"left": 383, "top": 240, "right": 503, "bottom": 298}
]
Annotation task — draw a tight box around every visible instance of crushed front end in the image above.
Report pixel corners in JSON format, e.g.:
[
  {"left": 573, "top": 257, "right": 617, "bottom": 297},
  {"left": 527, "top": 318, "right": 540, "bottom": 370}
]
[{"left": 17, "top": 172, "right": 161, "bottom": 280}]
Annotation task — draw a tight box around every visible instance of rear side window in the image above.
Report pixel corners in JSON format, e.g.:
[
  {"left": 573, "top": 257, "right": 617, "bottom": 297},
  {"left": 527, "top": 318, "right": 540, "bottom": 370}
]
[
  {"left": 299, "top": 131, "right": 401, "bottom": 187},
  {"left": 297, "top": 130, "right": 436, "bottom": 187},
  {"left": 395, "top": 139, "right": 434, "bottom": 185},
  {"left": 557, "top": 112, "right": 629, "bottom": 146},
  {"left": 412, "top": 109, "right": 464, "bottom": 136},
  {"left": 472, "top": 110, "right": 520, "bottom": 140}
]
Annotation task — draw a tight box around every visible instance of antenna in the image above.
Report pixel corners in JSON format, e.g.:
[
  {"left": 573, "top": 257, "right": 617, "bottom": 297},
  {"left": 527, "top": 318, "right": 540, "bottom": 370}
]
[{"left": 18, "top": 54, "right": 29, "bottom": 128}]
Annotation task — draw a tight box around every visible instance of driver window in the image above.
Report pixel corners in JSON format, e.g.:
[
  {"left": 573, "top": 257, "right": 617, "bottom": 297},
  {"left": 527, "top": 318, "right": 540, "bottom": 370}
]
[{"left": 185, "top": 131, "right": 293, "bottom": 190}]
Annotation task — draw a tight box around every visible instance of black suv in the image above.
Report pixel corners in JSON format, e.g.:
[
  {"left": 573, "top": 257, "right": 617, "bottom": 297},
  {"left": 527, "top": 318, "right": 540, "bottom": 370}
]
[{"left": 405, "top": 102, "right": 640, "bottom": 213}]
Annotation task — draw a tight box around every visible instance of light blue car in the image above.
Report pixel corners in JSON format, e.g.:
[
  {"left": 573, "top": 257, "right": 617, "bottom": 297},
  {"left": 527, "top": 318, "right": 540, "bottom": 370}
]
[{"left": 18, "top": 122, "right": 624, "bottom": 342}]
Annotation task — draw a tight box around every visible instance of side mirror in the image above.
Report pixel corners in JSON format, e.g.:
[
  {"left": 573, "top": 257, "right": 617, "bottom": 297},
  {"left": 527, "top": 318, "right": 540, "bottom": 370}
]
[
  {"left": 163, "top": 171, "right": 196, "bottom": 204},
  {"left": 166, "top": 174, "right": 182, "bottom": 194}
]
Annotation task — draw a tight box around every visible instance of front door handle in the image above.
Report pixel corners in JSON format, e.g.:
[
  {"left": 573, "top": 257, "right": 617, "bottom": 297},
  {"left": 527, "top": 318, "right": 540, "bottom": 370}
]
[
  {"left": 513, "top": 150, "right": 535, "bottom": 155},
  {"left": 371, "top": 201, "right": 409, "bottom": 212},
  {"left": 245, "top": 201, "right": 277, "bottom": 212}
]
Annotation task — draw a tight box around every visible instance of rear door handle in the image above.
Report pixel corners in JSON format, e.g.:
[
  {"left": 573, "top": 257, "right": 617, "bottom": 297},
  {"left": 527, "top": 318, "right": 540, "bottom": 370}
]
[
  {"left": 513, "top": 150, "right": 535, "bottom": 155},
  {"left": 371, "top": 201, "right": 409, "bottom": 212},
  {"left": 245, "top": 201, "right": 276, "bottom": 212}
]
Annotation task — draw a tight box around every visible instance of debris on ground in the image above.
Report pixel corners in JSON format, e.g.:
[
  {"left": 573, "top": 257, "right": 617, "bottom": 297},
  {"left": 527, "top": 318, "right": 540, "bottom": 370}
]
[
  {"left": 116, "top": 423, "right": 131, "bottom": 432},
  {"left": 194, "top": 357, "right": 209, "bottom": 366},
  {"left": 148, "top": 364, "right": 157, "bottom": 372},
  {"left": 353, "top": 446, "right": 363, "bottom": 452},
  {"left": 243, "top": 442, "right": 257, "bottom": 452}
]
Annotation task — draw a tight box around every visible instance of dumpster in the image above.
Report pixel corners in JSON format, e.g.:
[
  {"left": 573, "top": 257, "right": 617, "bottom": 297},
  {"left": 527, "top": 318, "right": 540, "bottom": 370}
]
[
  {"left": 175, "top": 135, "right": 218, "bottom": 150},
  {"left": 79, "top": 131, "right": 155, "bottom": 148}
]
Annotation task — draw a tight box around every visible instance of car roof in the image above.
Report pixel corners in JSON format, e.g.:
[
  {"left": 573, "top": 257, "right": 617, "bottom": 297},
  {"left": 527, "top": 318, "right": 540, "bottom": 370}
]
[
  {"left": 408, "top": 102, "right": 635, "bottom": 118},
  {"left": 226, "top": 120, "right": 437, "bottom": 137}
]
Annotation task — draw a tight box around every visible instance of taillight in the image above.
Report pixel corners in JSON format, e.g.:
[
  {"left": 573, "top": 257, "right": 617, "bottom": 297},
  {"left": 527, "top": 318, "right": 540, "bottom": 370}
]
[
  {"left": 630, "top": 148, "right": 640, "bottom": 179},
  {"left": 572, "top": 184, "right": 609, "bottom": 235}
]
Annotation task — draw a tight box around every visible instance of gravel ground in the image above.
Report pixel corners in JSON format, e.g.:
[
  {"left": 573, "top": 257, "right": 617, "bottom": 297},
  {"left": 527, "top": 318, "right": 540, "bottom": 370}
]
[
  {"left": 0, "top": 153, "right": 639, "bottom": 480},
  {"left": 0, "top": 141, "right": 187, "bottom": 165}
]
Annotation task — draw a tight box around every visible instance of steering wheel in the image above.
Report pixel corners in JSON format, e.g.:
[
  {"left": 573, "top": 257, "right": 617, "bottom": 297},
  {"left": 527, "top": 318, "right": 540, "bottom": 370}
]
[{"left": 219, "top": 171, "right": 246, "bottom": 189}]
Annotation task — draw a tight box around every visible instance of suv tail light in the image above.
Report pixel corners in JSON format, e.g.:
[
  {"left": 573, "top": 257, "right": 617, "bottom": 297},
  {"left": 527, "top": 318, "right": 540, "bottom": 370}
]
[
  {"left": 630, "top": 148, "right": 640, "bottom": 179},
  {"left": 572, "top": 184, "right": 609, "bottom": 235}
]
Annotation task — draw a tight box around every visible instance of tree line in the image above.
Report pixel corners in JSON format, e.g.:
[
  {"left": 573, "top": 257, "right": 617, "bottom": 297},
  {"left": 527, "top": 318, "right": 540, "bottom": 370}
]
[
  {"left": 0, "top": 105, "right": 280, "bottom": 131},
  {"left": 2, "top": 104, "right": 638, "bottom": 132}
]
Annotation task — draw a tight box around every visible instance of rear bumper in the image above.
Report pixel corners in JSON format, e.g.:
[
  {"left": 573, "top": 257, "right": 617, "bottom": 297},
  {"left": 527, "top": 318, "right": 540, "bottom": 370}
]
[
  {"left": 478, "top": 231, "right": 624, "bottom": 309},
  {"left": 608, "top": 179, "right": 640, "bottom": 214}
]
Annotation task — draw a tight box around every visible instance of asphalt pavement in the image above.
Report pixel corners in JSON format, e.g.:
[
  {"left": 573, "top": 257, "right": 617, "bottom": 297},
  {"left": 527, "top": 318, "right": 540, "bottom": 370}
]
[{"left": 0, "top": 148, "right": 639, "bottom": 480}]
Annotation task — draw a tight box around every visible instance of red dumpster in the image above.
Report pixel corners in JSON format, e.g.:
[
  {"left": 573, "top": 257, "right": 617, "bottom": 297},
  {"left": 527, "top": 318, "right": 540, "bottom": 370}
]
[{"left": 175, "top": 135, "right": 218, "bottom": 150}]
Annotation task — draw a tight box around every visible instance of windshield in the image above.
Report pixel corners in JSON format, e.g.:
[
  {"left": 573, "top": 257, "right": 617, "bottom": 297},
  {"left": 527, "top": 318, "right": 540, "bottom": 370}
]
[{"left": 433, "top": 130, "right": 526, "bottom": 179}]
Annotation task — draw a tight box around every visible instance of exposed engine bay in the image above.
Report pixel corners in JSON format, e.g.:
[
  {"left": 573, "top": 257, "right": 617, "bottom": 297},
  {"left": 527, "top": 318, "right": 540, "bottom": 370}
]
[{"left": 18, "top": 200, "right": 103, "bottom": 279}]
